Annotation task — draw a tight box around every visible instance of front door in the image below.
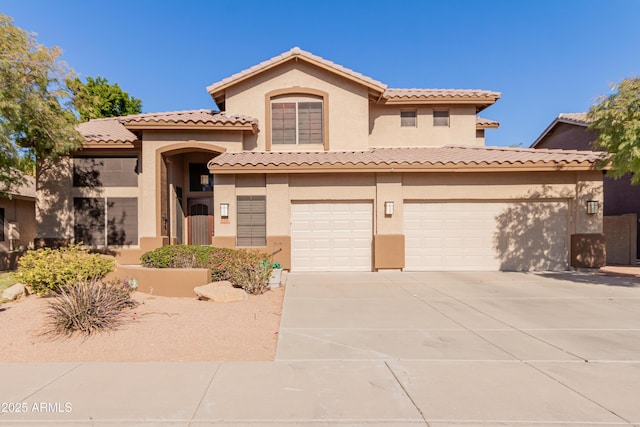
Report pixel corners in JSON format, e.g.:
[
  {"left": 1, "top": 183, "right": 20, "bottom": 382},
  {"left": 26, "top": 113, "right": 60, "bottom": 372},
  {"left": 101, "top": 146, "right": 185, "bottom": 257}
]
[{"left": 188, "top": 198, "right": 213, "bottom": 245}]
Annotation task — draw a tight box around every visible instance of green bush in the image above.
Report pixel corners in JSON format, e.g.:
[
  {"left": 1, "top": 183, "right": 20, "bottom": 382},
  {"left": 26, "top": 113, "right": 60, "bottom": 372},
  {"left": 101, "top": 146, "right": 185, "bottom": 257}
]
[
  {"left": 227, "top": 249, "right": 273, "bottom": 295},
  {"left": 140, "top": 245, "right": 237, "bottom": 281},
  {"left": 44, "top": 279, "right": 136, "bottom": 336},
  {"left": 16, "top": 244, "right": 116, "bottom": 295},
  {"left": 140, "top": 245, "right": 210, "bottom": 269},
  {"left": 140, "top": 245, "right": 273, "bottom": 294}
]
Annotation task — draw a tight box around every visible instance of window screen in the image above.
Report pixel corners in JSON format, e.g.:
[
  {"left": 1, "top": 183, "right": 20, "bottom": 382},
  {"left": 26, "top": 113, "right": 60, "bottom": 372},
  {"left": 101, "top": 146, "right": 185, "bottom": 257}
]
[
  {"left": 433, "top": 110, "right": 450, "bottom": 127},
  {"left": 0, "top": 208, "right": 4, "bottom": 241},
  {"left": 107, "top": 198, "right": 138, "bottom": 245},
  {"left": 74, "top": 197, "right": 138, "bottom": 246},
  {"left": 236, "top": 195, "right": 266, "bottom": 246},
  {"left": 74, "top": 197, "right": 105, "bottom": 245},
  {"left": 73, "top": 157, "right": 138, "bottom": 187},
  {"left": 271, "top": 103, "right": 296, "bottom": 145},
  {"left": 272, "top": 100, "right": 323, "bottom": 145},
  {"left": 401, "top": 111, "right": 417, "bottom": 127}
]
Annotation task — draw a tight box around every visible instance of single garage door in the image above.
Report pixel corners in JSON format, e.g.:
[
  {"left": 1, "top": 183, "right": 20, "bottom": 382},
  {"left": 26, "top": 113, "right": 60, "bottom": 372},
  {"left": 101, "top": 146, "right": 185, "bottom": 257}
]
[
  {"left": 291, "top": 202, "right": 372, "bottom": 271},
  {"left": 404, "top": 201, "right": 569, "bottom": 271}
]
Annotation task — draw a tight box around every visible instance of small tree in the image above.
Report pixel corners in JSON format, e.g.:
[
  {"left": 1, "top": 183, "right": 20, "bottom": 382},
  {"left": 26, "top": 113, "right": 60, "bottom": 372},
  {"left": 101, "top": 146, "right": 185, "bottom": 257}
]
[
  {"left": 0, "top": 14, "right": 83, "bottom": 195},
  {"left": 588, "top": 76, "right": 640, "bottom": 183},
  {"left": 69, "top": 75, "right": 142, "bottom": 121}
]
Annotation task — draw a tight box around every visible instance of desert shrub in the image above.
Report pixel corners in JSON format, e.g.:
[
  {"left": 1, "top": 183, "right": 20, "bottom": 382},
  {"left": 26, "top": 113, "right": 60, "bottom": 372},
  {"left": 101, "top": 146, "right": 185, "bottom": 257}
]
[
  {"left": 44, "top": 279, "right": 137, "bottom": 337},
  {"left": 226, "top": 249, "right": 273, "bottom": 295},
  {"left": 16, "top": 244, "right": 116, "bottom": 295},
  {"left": 140, "top": 245, "right": 210, "bottom": 269},
  {"left": 140, "top": 245, "right": 237, "bottom": 281}
]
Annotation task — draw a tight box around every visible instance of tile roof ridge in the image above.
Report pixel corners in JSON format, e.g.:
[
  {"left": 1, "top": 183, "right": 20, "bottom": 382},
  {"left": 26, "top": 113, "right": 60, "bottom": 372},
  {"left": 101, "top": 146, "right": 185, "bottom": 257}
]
[
  {"left": 207, "top": 47, "right": 387, "bottom": 94},
  {"left": 465, "top": 145, "right": 602, "bottom": 156},
  {"left": 388, "top": 87, "right": 498, "bottom": 92},
  {"left": 123, "top": 109, "right": 220, "bottom": 119}
]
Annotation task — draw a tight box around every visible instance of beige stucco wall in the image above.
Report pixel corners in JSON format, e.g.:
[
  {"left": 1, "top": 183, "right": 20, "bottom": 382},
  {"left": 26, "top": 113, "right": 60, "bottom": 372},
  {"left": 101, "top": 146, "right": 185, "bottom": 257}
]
[
  {"left": 224, "top": 61, "right": 370, "bottom": 151},
  {"left": 36, "top": 157, "right": 73, "bottom": 241},
  {"left": 368, "top": 105, "right": 479, "bottom": 147},
  {"left": 1, "top": 197, "right": 36, "bottom": 252},
  {"left": 213, "top": 170, "right": 603, "bottom": 255},
  {"left": 140, "top": 130, "right": 247, "bottom": 240}
]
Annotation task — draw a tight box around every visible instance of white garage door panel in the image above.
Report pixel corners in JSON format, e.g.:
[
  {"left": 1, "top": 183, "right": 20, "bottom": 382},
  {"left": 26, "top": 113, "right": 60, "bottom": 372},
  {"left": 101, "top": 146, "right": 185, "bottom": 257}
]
[
  {"left": 291, "top": 202, "right": 372, "bottom": 272},
  {"left": 404, "top": 201, "right": 569, "bottom": 271}
]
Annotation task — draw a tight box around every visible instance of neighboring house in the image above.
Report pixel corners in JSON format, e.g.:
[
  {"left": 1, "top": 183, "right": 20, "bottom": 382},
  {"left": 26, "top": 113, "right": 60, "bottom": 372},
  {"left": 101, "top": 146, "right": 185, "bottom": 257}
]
[
  {"left": 1, "top": 174, "right": 36, "bottom": 270},
  {"left": 532, "top": 113, "right": 639, "bottom": 263},
  {"left": 37, "top": 48, "right": 606, "bottom": 271}
]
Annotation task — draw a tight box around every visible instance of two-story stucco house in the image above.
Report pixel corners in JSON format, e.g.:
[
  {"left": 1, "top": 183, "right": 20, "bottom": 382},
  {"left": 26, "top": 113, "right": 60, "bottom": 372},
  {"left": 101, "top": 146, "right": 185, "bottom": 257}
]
[{"left": 36, "top": 48, "right": 606, "bottom": 271}]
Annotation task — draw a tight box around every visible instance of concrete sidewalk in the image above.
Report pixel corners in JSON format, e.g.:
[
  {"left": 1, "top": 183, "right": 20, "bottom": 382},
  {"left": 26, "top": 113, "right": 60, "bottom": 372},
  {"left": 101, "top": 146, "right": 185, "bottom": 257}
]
[{"left": 1, "top": 271, "right": 639, "bottom": 426}]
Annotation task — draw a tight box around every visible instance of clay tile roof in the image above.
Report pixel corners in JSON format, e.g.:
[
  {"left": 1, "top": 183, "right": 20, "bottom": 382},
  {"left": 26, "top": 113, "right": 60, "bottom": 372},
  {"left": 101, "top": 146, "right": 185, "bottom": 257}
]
[
  {"left": 558, "top": 112, "right": 591, "bottom": 125},
  {"left": 384, "top": 88, "right": 501, "bottom": 101},
  {"left": 476, "top": 117, "right": 500, "bottom": 128},
  {"left": 77, "top": 118, "right": 137, "bottom": 143},
  {"left": 2, "top": 171, "right": 35, "bottom": 199},
  {"left": 207, "top": 47, "right": 387, "bottom": 95},
  {"left": 77, "top": 110, "right": 258, "bottom": 144},
  {"left": 122, "top": 109, "right": 258, "bottom": 126},
  {"left": 209, "top": 146, "right": 605, "bottom": 171}
]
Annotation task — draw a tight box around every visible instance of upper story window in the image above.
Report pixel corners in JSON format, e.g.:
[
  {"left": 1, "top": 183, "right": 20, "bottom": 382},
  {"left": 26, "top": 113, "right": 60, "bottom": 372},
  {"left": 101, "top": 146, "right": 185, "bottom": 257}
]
[
  {"left": 271, "top": 95, "right": 323, "bottom": 145},
  {"left": 73, "top": 156, "right": 139, "bottom": 187},
  {"left": 401, "top": 110, "right": 417, "bottom": 127},
  {"left": 433, "top": 110, "right": 450, "bottom": 127}
]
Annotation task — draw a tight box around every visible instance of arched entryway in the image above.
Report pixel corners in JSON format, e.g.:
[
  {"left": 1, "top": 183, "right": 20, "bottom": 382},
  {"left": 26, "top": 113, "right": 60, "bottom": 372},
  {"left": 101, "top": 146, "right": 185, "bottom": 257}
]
[{"left": 156, "top": 144, "right": 225, "bottom": 246}]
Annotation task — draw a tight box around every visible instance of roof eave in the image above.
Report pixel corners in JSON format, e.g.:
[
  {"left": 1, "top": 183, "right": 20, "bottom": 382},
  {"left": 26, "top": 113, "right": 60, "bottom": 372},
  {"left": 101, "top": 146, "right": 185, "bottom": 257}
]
[
  {"left": 123, "top": 122, "right": 258, "bottom": 134},
  {"left": 209, "top": 162, "right": 602, "bottom": 174},
  {"left": 207, "top": 54, "right": 387, "bottom": 103},
  {"left": 476, "top": 123, "right": 500, "bottom": 130},
  {"left": 81, "top": 141, "right": 137, "bottom": 148},
  {"left": 530, "top": 117, "right": 591, "bottom": 148}
]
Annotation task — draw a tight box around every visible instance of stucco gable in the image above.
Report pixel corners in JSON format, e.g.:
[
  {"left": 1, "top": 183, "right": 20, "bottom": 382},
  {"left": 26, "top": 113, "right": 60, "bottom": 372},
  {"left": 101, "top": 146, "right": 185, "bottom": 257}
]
[{"left": 207, "top": 47, "right": 388, "bottom": 106}]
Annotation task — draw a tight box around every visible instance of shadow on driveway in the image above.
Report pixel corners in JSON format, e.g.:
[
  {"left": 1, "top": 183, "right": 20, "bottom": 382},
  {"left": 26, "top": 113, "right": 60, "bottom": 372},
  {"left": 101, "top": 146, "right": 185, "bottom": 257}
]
[{"left": 538, "top": 271, "right": 640, "bottom": 287}]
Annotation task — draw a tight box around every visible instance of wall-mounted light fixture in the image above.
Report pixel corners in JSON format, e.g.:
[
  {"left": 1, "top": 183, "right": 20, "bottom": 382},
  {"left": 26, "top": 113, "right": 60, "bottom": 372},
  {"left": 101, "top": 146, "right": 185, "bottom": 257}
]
[
  {"left": 220, "top": 203, "right": 229, "bottom": 218},
  {"left": 384, "top": 201, "right": 394, "bottom": 216},
  {"left": 200, "top": 174, "right": 210, "bottom": 186},
  {"left": 586, "top": 200, "right": 599, "bottom": 215}
]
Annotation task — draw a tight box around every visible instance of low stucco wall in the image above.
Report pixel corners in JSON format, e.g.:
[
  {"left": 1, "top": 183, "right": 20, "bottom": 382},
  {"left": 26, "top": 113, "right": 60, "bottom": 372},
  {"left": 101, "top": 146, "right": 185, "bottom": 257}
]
[{"left": 109, "top": 265, "right": 211, "bottom": 298}]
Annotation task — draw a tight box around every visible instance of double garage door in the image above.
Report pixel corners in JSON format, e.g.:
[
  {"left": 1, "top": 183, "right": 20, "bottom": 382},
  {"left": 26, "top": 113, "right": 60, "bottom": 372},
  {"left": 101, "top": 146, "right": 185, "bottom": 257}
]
[
  {"left": 290, "top": 201, "right": 569, "bottom": 272},
  {"left": 404, "top": 201, "right": 569, "bottom": 271}
]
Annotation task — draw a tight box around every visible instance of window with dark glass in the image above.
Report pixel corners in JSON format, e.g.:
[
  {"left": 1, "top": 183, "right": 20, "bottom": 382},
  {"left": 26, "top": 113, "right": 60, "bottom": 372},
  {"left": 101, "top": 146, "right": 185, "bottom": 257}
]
[
  {"left": 271, "top": 98, "right": 323, "bottom": 145},
  {"left": 74, "top": 197, "right": 138, "bottom": 246},
  {"left": 73, "top": 157, "right": 139, "bottom": 187},
  {"left": 0, "top": 208, "right": 4, "bottom": 241},
  {"left": 107, "top": 198, "right": 138, "bottom": 245},
  {"left": 433, "top": 110, "right": 450, "bottom": 127},
  {"left": 236, "top": 195, "right": 266, "bottom": 246},
  {"left": 73, "top": 197, "right": 105, "bottom": 245},
  {"left": 189, "top": 163, "right": 213, "bottom": 192},
  {"left": 401, "top": 110, "right": 417, "bottom": 127}
]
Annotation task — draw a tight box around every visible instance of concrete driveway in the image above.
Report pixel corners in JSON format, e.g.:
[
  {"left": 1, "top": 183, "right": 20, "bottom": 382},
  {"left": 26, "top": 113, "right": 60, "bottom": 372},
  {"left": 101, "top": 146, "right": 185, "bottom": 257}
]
[
  {"left": 2, "top": 271, "right": 639, "bottom": 426},
  {"left": 276, "top": 271, "right": 640, "bottom": 425}
]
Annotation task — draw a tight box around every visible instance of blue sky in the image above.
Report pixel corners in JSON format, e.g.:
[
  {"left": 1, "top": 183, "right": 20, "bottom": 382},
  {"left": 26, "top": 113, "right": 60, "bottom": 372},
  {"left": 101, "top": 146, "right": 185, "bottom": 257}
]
[{"left": 3, "top": 0, "right": 640, "bottom": 147}]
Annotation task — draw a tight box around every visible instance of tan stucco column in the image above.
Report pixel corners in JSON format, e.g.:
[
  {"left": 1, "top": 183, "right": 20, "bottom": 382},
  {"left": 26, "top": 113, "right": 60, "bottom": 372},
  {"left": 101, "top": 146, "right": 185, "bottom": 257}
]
[
  {"left": 211, "top": 174, "right": 236, "bottom": 248},
  {"left": 266, "top": 174, "right": 291, "bottom": 269},
  {"left": 374, "top": 173, "right": 404, "bottom": 270}
]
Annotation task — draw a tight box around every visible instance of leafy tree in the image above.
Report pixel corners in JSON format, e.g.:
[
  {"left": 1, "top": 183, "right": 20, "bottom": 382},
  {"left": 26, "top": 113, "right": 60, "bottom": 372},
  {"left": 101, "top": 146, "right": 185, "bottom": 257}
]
[
  {"left": 588, "top": 76, "right": 640, "bottom": 183},
  {"left": 69, "top": 75, "right": 142, "bottom": 121},
  {"left": 0, "top": 14, "right": 83, "bottom": 195}
]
